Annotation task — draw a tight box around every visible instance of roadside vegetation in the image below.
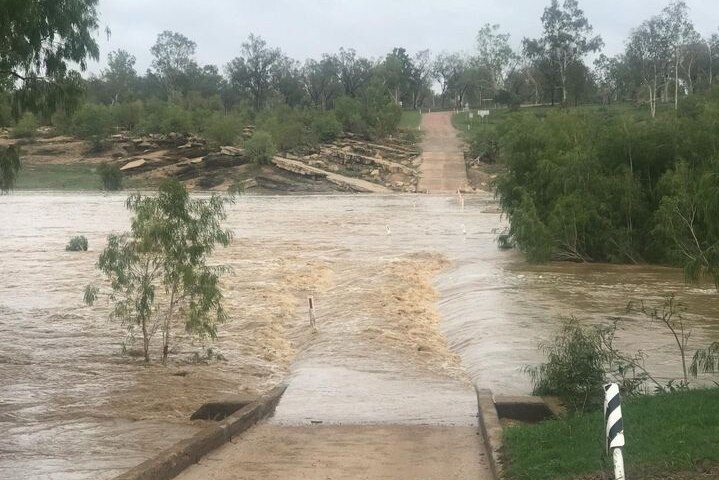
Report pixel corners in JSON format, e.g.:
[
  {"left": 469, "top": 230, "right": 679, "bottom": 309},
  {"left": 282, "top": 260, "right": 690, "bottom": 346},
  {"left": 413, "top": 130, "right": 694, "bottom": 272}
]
[{"left": 504, "top": 388, "right": 719, "bottom": 480}]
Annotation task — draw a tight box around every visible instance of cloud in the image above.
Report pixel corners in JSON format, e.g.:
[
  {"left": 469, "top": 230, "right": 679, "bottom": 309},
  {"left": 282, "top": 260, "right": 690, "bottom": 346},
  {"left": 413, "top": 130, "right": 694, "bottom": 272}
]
[{"left": 89, "top": 0, "right": 718, "bottom": 74}]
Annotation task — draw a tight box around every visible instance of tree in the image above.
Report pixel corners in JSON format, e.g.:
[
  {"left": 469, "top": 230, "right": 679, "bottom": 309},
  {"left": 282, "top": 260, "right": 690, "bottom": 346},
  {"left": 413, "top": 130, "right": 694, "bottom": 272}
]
[
  {"left": 381, "top": 47, "right": 414, "bottom": 105},
  {"left": 85, "top": 180, "right": 233, "bottom": 363},
  {"left": 303, "top": 55, "right": 341, "bottom": 110},
  {"left": 524, "top": 0, "right": 603, "bottom": 104},
  {"left": 661, "top": 1, "right": 699, "bottom": 109},
  {"left": 103, "top": 50, "right": 137, "bottom": 104},
  {"left": 1, "top": 0, "right": 100, "bottom": 192},
  {"left": 408, "top": 50, "right": 433, "bottom": 109},
  {"left": 476, "top": 24, "right": 518, "bottom": 92},
  {"left": 150, "top": 31, "right": 197, "bottom": 98},
  {"left": 226, "top": 34, "right": 281, "bottom": 111},
  {"left": 337, "top": 48, "right": 374, "bottom": 98},
  {"left": 433, "top": 52, "right": 464, "bottom": 108},
  {"left": 626, "top": 15, "right": 671, "bottom": 117}
]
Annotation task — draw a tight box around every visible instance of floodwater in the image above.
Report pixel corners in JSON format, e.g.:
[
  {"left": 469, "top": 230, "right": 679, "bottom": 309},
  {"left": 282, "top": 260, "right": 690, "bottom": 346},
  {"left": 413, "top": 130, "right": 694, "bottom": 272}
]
[{"left": 1, "top": 192, "right": 718, "bottom": 479}]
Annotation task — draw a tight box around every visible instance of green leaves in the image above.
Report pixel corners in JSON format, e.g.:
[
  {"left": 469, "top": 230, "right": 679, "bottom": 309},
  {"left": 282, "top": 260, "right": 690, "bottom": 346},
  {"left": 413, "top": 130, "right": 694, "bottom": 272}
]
[
  {"left": 0, "top": 145, "right": 21, "bottom": 194},
  {"left": 85, "top": 180, "right": 233, "bottom": 362},
  {"left": 1, "top": 0, "right": 100, "bottom": 114}
]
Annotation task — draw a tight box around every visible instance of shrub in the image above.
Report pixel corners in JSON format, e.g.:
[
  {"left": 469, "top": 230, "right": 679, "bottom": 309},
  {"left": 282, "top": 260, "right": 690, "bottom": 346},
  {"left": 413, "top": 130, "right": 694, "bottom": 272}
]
[
  {"left": 72, "top": 103, "right": 114, "bottom": 139},
  {"left": 0, "top": 145, "right": 21, "bottom": 193},
  {"left": 310, "top": 111, "right": 342, "bottom": 143},
  {"left": 98, "top": 163, "right": 123, "bottom": 191},
  {"left": 66, "top": 236, "right": 89, "bottom": 251},
  {"left": 227, "top": 180, "right": 245, "bottom": 196},
  {"left": 11, "top": 112, "right": 39, "bottom": 138},
  {"left": 244, "top": 131, "right": 276, "bottom": 165},
  {"left": 335, "top": 96, "right": 367, "bottom": 135},
  {"left": 160, "top": 104, "right": 192, "bottom": 134},
  {"left": 204, "top": 113, "right": 241, "bottom": 146},
  {"left": 114, "top": 101, "right": 144, "bottom": 131},
  {"left": 525, "top": 318, "right": 607, "bottom": 413}
]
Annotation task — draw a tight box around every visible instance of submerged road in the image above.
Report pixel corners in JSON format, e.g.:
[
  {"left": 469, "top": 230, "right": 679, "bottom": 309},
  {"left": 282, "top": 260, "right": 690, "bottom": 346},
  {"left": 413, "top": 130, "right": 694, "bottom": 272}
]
[
  {"left": 418, "top": 112, "right": 469, "bottom": 193},
  {"left": 174, "top": 113, "right": 492, "bottom": 479}
]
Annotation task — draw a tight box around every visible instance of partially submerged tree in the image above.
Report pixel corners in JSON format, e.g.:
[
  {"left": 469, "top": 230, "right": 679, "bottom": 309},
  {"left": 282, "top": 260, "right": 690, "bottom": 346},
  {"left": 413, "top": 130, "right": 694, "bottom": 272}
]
[{"left": 85, "top": 180, "right": 233, "bottom": 362}]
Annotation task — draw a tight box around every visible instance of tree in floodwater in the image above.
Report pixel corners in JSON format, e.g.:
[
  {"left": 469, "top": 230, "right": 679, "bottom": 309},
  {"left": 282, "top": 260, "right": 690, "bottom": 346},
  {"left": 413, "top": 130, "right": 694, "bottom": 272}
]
[
  {"left": 84, "top": 180, "right": 233, "bottom": 362},
  {"left": 655, "top": 159, "right": 719, "bottom": 376}
]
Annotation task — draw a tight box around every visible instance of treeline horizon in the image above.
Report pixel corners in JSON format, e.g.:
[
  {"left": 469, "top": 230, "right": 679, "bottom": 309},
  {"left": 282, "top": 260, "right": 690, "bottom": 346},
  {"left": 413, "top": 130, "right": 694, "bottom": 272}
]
[{"left": 2, "top": 0, "right": 718, "bottom": 144}]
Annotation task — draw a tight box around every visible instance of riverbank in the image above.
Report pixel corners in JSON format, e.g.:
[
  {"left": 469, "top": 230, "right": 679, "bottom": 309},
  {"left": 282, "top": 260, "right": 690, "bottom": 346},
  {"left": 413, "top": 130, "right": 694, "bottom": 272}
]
[
  {"left": 503, "top": 388, "right": 719, "bottom": 480},
  {"left": 1, "top": 123, "right": 424, "bottom": 194}
]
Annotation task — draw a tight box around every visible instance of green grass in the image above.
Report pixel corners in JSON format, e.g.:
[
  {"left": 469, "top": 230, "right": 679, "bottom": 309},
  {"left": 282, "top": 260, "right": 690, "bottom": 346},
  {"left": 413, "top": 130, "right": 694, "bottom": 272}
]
[
  {"left": 14, "top": 163, "right": 151, "bottom": 191},
  {"left": 503, "top": 389, "right": 719, "bottom": 480},
  {"left": 451, "top": 102, "right": 670, "bottom": 133},
  {"left": 15, "top": 163, "right": 103, "bottom": 190},
  {"left": 399, "top": 110, "right": 421, "bottom": 130}
]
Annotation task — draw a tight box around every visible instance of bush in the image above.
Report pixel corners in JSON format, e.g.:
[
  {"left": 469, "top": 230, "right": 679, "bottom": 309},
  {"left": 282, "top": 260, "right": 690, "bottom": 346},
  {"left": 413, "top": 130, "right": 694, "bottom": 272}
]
[
  {"left": 525, "top": 318, "right": 607, "bottom": 413},
  {"left": 72, "top": 103, "right": 114, "bottom": 139},
  {"left": 0, "top": 145, "right": 21, "bottom": 193},
  {"left": 11, "top": 112, "right": 39, "bottom": 138},
  {"left": 66, "top": 236, "right": 89, "bottom": 251},
  {"left": 98, "top": 163, "right": 123, "bottom": 191},
  {"left": 244, "top": 131, "right": 276, "bottom": 165},
  {"left": 204, "top": 113, "right": 241, "bottom": 146},
  {"left": 160, "top": 104, "right": 193, "bottom": 134},
  {"left": 335, "top": 96, "right": 368, "bottom": 135},
  {"left": 310, "top": 111, "right": 342, "bottom": 143},
  {"left": 114, "top": 101, "right": 144, "bottom": 130}
]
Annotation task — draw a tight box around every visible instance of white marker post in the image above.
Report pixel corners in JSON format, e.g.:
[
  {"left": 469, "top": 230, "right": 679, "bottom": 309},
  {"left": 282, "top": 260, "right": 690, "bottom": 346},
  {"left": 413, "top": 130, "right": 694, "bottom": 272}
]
[
  {"left": 604, "top": 383, "right": 626, "bottom": 480},
  {"left": 308, "top": 295, "right": 317, "bottom": 330}
]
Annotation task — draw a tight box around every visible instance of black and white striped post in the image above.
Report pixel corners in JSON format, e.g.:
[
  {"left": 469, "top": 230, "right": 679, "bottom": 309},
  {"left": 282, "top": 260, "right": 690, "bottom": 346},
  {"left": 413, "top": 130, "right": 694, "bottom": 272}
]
[{"left": 604, "top": 383, "right": 626, "bottom": 480}]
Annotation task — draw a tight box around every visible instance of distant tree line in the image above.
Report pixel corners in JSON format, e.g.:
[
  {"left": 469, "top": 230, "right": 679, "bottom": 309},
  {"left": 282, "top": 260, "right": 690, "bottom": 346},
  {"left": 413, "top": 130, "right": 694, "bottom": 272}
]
[{"left": 3, "top": 1, "right": 718, "bottom": 132}]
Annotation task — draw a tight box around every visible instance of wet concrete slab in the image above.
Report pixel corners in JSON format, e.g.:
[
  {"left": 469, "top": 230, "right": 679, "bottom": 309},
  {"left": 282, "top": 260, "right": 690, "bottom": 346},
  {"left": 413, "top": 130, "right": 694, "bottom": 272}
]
[
  {"left": 175, "top": 424, "right": 493, "bottom": 480},
  {"left": 270, "top": 361, "right": 478, "bottom": 426}
]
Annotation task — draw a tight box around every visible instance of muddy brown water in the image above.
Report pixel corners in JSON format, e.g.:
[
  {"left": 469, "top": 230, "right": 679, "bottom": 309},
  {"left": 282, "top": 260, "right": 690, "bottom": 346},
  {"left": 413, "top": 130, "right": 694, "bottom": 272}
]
[{"left": 1, "top": 192, "right": 718, "bottom": 479}]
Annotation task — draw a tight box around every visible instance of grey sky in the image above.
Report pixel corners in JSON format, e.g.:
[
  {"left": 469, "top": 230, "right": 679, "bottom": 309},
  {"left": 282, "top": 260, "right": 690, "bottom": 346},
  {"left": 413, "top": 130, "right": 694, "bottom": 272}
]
[{"left": 89, "top": 0, "right": 719, "bottom": 74}]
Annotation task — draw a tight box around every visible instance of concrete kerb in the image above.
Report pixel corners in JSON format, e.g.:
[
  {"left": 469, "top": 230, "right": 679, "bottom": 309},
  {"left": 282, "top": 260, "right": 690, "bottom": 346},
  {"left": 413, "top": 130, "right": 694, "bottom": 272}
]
[
  {"left": 475, "top": 387, "right": 504, "bottom": 479},
  {"left": 113, "top": 384, "right": 288, "bottom": 480}
]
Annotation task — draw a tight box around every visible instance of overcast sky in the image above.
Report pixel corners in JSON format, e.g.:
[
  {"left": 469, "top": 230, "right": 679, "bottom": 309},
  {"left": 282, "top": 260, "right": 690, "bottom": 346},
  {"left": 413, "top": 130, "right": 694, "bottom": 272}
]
[{"left": 88, "top": 0, "right": 719, "bottom": 74}]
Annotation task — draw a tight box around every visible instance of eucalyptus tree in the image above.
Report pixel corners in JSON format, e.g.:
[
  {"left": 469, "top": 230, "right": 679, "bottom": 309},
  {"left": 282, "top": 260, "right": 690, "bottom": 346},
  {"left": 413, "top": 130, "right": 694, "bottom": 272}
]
[
  {"left": 273, "top": 55, "right": 306, "bottom": 107},
  {"left": 626, "top": 15, "right": 672, "bottom": 117},
  {"left": 476, "top": 23, "right": 518, "bottom": 92},
  {"left": 381, "top": 47, "right": 414, "bottom": 105},
  {"left": 660, "top": 1, "right": 699, "bottom": 109},
  {"left": 150, "top": 31, "right": 197, "bottom": 99},
  {"left": 523, "top": 0, "right": 603, "bottom": 105},
  {"left": 226, "top": 34, "right": 282, "bottom": 111},
  {"left": 103, "top": 50, "right": 137, "bottom": 104},
  {"left": 303, "top": 55, "right": 342, "bottom": 110},
  {"left": 85, "top": 180, "right": 233, "bottom": 363},
  {"left": 337, "top": 48, "right": 374, "bottom": 98},
  {"left": 1, "top": 0, "right": 100, "bottom": 192},
  {"left": 433, "top": 52, "right": 464, "bottom": 108},
  {"left": 408, "top": 50, "right": 433, "bottom": 110}
]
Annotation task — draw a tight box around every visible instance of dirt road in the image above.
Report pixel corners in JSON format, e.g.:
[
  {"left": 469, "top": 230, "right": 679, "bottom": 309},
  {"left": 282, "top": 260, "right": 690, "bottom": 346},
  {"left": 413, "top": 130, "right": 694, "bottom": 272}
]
[{"left": 418, "top": 112, "right": 469, "bottom": 193}]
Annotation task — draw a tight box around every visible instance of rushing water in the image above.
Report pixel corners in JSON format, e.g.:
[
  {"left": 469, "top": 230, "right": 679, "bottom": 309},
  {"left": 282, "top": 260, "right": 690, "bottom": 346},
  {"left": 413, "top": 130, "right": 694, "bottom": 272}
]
[{"left": 1, "top": 192, "right": 718, "bottom": 479}]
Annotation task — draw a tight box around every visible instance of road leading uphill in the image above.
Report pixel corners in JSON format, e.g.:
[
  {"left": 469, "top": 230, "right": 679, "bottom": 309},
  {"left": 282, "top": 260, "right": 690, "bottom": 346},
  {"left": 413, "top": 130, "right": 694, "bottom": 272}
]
[{"left": 418, "top": 112, "right": 469, "bottom": 193}]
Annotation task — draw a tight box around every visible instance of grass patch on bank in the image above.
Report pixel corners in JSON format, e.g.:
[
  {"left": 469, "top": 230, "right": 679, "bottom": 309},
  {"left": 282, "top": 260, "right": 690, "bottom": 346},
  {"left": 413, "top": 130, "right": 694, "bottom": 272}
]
[
  {"left": 399, "top": 110, "right": 421, "bottom": 130},
  {"left": 15, "top": 164, "right": 102, "bottom": 190},
  {"left": 15, "top": 163, "right": 149, "bottom": 191},
  {"left": 503, "top": 389, "right": 719, "bottom": 480}
]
